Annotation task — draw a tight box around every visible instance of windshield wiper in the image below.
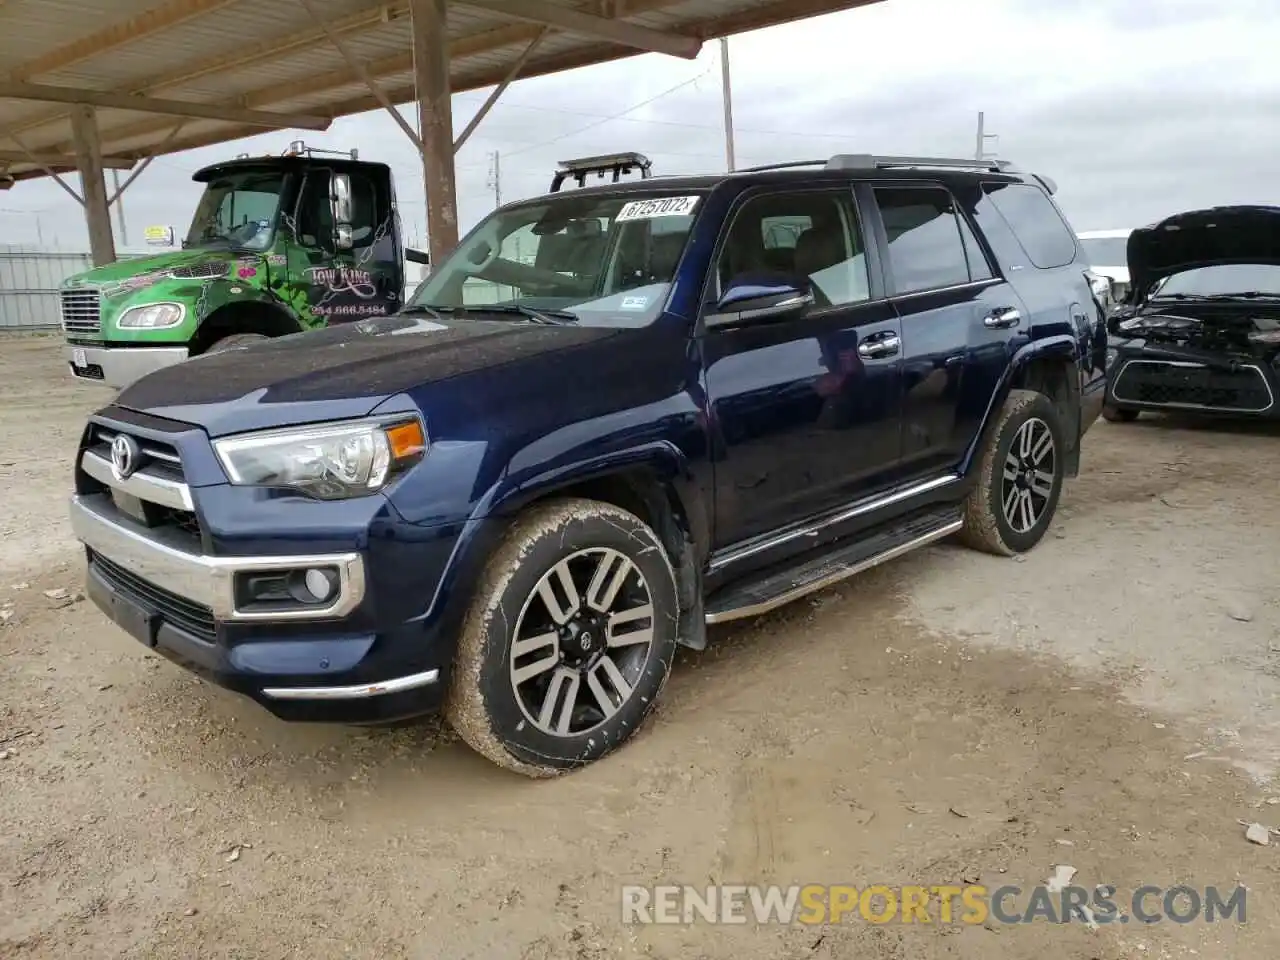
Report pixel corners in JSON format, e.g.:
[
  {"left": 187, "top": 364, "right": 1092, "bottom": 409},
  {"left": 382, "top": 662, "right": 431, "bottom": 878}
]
[
  {"left": 398, "top": 304, "right": 445, "bottom": 320},
  {"left": 448, "top": 304, "right": 579, "bottom": 325}
]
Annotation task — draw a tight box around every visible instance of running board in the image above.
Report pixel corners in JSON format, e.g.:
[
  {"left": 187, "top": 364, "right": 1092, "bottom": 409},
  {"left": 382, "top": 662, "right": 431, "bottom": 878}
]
[{"left": 704, "top": 506, "right": 963, "bottom": 624}]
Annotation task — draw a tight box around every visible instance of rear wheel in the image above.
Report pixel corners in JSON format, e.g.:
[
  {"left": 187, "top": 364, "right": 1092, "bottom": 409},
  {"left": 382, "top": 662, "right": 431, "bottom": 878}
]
[
  {"left": 960, "top": 389, "right": 1065, "bottom": 556},
  {"left": 1102, "top": 404, "right": 1139, "bottom": 423},
  {"left": 446, "top": 498, "right": 679, "bottom": 777},
  {"left": 205, "top": 333, "right": 269, "bottom": 354}
]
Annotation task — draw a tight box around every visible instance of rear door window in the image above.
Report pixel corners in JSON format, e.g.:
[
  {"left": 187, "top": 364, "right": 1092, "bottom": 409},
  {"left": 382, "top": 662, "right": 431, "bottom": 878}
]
[
  {"left": 981, "top": 182, "right": 1078, "bottom": 269},
  {"left": 872, "top": 186, "right": 974, "bottom": 294}
]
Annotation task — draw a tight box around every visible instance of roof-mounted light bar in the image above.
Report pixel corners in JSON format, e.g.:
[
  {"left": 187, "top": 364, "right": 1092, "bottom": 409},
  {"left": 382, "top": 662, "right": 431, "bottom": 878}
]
[{"left": 550, "top": 151, "right": 653, "bottom": 192}]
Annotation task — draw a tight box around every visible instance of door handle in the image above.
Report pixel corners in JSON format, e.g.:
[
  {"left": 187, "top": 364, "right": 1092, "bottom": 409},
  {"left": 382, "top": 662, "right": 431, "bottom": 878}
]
[
  {"left": 857, "top": 332, "right": 900, "bottom": 359},
  {"left": 984, "top": 307, "right": 1021, "bottom": 329}
]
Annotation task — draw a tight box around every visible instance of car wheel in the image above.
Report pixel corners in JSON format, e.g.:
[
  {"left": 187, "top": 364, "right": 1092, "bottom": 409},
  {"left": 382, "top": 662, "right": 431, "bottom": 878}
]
[
  {"left": 1102, "top": 404, "right": 1139, "bottom": 423},
  {"left": 445, "top": 497, "right": 679, "bottom": 777},
  {"left": 959, "top": 388, "right": 1065, "bottom": 557},
  {"left": 205, "top": 333, "right": 269, "bottom": 354}
]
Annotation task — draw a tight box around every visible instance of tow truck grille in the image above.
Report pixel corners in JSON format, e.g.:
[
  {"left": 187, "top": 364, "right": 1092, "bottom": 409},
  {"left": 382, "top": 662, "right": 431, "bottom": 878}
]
[
  {"left": 1112, "top": 360, "right": 1274, "bottom": 413},
  {"left": 60, "top": 288, "right": 102, "bottom": 335}
]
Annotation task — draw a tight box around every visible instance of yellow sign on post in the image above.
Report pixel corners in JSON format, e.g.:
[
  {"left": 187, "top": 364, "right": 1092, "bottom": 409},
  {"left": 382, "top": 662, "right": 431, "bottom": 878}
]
[{"left": 143, "top": 225, "right": 175, "bottom": 246}]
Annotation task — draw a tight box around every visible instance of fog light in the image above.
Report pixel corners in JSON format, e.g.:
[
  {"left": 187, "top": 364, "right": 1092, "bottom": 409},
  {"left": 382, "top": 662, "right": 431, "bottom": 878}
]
[{"left": 302, "top": 567, "right": 338, "bottom": 602}]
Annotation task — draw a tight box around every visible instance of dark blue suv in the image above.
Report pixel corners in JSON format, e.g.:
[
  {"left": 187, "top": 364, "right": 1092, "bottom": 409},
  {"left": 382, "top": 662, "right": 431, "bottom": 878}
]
[{"left": 70, "top": 153, "right": 1106, "bottom": 776}]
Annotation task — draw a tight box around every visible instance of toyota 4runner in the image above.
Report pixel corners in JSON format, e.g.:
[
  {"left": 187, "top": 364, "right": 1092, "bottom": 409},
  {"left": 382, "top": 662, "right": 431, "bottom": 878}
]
[{"left": 69, "top": 153, "right": 1107, "bottom": 777}]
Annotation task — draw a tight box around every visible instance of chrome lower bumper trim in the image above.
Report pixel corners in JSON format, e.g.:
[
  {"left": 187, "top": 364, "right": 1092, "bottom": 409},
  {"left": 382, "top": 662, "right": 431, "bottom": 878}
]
[
  {"left": 260, "top": 669, "right": 441, "bottom": 700},
  {"left": 70, "top": 493, "right": 365, "bottom": 621}
]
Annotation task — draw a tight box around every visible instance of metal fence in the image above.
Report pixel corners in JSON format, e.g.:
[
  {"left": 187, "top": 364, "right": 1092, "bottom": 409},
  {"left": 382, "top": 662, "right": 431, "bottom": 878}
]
[{"left": 0, "top": 246, "right": 92, "bottom": 329}]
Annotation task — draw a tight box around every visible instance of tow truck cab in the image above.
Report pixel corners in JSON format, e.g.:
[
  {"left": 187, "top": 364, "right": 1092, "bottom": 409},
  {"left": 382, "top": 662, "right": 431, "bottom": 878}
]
[{"left": 59, "top": 143, "right": 413, "bottom": 388}]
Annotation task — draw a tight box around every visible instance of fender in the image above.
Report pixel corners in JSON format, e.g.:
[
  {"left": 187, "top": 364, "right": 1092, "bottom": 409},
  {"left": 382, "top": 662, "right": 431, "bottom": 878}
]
[
  {"left": 195, "top": 282, "right": 303, "bottom": 328},
  {"left": 961, "top": 333, "right": 1082, "bottom": 477}
]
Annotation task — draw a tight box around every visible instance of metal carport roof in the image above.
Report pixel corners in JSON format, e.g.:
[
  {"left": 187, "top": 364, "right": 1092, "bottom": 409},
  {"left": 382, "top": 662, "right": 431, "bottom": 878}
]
[{"left": 0, "top": 0, "right": 885, "bottom": 260}]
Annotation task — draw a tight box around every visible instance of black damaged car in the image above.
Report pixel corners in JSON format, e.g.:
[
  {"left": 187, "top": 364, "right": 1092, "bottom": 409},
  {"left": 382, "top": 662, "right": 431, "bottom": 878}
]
[{"left": 1103, "top": 205, "right": 1280, "bottom": 422}]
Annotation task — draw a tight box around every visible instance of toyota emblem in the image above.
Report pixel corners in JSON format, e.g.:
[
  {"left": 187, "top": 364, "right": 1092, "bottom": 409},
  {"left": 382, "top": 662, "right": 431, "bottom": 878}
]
[{"left": 110, "top": 434, "right": 141, "bottom": 481}]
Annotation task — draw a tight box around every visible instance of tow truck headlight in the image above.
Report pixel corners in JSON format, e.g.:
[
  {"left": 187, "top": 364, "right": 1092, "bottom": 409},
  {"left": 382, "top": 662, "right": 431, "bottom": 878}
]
[
  {"left": 117, "top": 302, "right": 185, "bottom": 329},
  {"left": 213, "top": 417, "right": 427, "bottom": 500}
]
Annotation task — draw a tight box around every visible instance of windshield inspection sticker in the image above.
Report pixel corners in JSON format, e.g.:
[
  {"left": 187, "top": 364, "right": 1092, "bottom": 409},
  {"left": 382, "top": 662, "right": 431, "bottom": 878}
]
[
  {"left": 616, "top": 196, "right": 700, "bottom": 221},
  {"left": 620, "top": 295, "right": 649, "bottom": 310}
]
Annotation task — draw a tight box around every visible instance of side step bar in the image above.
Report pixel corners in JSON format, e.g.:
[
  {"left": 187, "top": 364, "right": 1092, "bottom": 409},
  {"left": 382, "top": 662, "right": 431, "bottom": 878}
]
[{"left": 705, "top": 506, "right": 963, "bottom": 624}]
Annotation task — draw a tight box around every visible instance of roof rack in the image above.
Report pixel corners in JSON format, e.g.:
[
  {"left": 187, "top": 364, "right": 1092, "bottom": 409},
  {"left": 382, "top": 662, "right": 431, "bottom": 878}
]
[
  {"left": 825, "top": 154, "right": 1018, "bottom": 173},
  {"left": 551, "top": 151, "right": 653, "bottom": 192}
]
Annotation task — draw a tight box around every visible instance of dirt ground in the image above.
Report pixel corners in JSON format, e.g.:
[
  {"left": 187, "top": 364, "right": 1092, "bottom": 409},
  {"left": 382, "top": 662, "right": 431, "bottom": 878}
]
[{"left": 2, "top": 332, "right": 1279, "bottom": 960}]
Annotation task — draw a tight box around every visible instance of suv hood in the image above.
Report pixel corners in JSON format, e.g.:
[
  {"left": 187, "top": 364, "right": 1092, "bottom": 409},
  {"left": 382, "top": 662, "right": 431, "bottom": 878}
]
[
  {"left": 1128, "top": 205, "right": 1280, "bottom": 302},
  {"left": 114, "top": 313, "right": 618, "bottom": 437}
]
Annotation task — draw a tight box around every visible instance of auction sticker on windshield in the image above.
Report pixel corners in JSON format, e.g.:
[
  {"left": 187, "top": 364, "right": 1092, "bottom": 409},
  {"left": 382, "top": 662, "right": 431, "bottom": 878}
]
[{"left": 616, "top": 197, "right": 700, "bottom": 221}]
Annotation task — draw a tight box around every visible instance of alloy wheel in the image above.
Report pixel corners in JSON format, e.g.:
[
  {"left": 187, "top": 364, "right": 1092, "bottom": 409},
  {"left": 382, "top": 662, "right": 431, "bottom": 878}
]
[
  {"left": 1001, "top": 416, "right": 1056, "bottom": 535},
  {"left": 509, "top": 548, "right": 656, "bottom": 737}
]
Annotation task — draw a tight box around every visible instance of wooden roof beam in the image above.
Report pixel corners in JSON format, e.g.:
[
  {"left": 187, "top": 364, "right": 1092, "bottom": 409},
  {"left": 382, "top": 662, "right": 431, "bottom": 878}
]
[
  {"left": 0, "top": 148, "right": 135, "bottom": 168},
  {"left": 0, "top": 81, "right": 331, "bottom": 130},
  {"left": 461, "top": 0, "right": 701, "bottom": 58}
]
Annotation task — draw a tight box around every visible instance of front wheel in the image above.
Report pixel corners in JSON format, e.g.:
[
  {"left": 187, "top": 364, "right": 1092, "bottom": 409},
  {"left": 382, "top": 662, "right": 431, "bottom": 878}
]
[
  {"left": 445, "top": 498, "right": 679, "bottom": 777},
  {"left": 960, "top": 388, "right": 1066, "bottom": 556},
  {"left": 1102, "top": 404, "right": 1139, "bottom": 423}
]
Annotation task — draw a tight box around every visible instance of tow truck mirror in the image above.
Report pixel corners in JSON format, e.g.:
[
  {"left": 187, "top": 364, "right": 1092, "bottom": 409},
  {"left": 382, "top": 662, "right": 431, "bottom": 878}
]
[{"left": 331, "top": 173, "right": 354, "bottom": 251}]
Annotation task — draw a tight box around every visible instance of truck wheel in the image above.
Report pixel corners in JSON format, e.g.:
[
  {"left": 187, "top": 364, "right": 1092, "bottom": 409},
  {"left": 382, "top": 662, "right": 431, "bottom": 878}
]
[
  {"left": 205, "top": 333, "right": 269, "bottom": 354},
  {"left": 1102, "top": 404, "right": 1139, "bottom": 423},
  {"left": 446, "top": 497, "right": 679, "bottom": 777},
  {"left": 959, "top": 388, "right": 1065, "bottom": 557}
]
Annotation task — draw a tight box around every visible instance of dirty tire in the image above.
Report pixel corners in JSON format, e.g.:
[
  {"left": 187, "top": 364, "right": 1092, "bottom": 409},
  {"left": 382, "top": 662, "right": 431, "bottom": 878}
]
[
  {"left": 205, "top": 333, "right": 269, "bottom": 354},
  {"left": 960, "top": 388, "right": 1065, "bottom": 557},
  {"left": 445, "top": 497, "right": 679, "bottom": 777},
  {"left": 1102, "top": 404, "right": 1139, "bottom": 423}
]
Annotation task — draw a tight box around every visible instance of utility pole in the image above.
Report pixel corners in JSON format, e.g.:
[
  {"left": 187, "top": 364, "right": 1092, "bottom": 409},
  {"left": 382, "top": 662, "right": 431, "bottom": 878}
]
[
  {"left": 719, "top": 37, "right": 736, "bottom": 171},
  {"left": 110, "top": 168, "right": 128, "bottom": 247},
  {"left": 975, "top": 111, "right": 998, "bottom": 161},
  {"left": 487, "top": 150, "right": 502, "bottom": 207}
]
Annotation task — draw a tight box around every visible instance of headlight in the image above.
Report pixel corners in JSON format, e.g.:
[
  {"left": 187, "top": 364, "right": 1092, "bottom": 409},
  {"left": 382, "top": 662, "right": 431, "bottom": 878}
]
[
  {"left": 117, "top": 302, "right": 185, "bottom": 328},
  {"left": 1106, "top": 347, "right": 1119, "bottom": 368},
  {"left": 213, "top": 417, "right": 427, "bottom": 500}
]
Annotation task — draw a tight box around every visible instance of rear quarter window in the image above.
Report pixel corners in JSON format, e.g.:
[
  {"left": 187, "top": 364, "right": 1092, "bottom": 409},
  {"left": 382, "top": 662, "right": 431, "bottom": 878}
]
[{"left": 980, "top": 182, "right": 1078, "bottom": 269}]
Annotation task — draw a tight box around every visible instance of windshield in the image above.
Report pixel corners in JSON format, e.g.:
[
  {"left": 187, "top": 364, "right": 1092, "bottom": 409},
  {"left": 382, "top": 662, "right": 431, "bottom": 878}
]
[
  {"left": 1079, "top": 236, "right": 1129, "bottom": 266},
  {"left": 185, "top": 170, "right": 286, "bottom": 252},
  {"left": 405, "top": 192, "right": 704, "bottom": 327},
  {"left": 1152, "top": 263, "right": 1280, "bottom": 298}
]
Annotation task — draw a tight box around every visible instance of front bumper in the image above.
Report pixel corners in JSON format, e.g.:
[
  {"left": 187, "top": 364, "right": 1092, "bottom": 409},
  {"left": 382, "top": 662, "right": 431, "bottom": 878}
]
[
  {"left": 1106, "top": 342, "right": 1279, "bottom": 418},
  {"left": 65, "top": 343, "right": 188, "bottom": 389},
  {"left": 70, "top": 492, "right": 449, "bottom": 723}
]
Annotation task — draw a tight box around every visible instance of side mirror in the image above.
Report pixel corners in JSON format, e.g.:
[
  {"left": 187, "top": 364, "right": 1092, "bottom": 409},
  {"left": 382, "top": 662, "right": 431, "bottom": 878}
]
[
  {"left": 706, "top": 274, "right": 814, "bottom": 329},
  {"left": 331, "top": 173, "right": 353, "bottom": 251}
]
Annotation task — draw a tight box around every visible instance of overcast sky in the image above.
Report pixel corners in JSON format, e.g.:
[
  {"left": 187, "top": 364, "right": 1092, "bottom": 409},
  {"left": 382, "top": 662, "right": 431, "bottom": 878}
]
[{"left": 3, "top": 0, "right": 1278, "bottom": 251}]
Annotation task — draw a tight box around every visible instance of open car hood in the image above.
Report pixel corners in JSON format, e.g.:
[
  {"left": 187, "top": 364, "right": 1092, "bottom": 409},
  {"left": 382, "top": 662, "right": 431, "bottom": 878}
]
[{"left": 1128, "top": 205, "right": 1280, "bottom": 302}]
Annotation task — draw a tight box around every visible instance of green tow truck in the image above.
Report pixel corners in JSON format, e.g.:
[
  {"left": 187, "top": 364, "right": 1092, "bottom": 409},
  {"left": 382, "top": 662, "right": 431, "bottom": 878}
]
[
  {"left": 59, "top": 143, "right": 427, "bottom": 388},
  {"left": 58, "top": 148, "right": 653, "bottom": 387}
]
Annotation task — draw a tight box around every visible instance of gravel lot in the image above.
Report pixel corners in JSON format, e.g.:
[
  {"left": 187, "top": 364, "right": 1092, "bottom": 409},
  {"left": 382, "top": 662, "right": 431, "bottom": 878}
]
[{"left": 2, "top": 332, "right": 1279, "bottom": 959}]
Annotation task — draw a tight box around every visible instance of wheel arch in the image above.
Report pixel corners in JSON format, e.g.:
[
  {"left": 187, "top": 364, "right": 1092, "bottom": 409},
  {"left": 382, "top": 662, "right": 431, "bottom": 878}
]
[
  {"left": 483, "top": 444, "right": 709, "bottom": 651},
  {"left": 964, "top": 334, "right": 1083, "bottom": 478},
  {"left": 190, "top": 297, "right": 303, "bottom": 355}
]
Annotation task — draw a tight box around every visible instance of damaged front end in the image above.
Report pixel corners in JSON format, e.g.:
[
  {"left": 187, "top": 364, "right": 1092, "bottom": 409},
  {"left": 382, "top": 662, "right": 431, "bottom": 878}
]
[{"left": 1104, "top": 205, "right": 1280, "bottom": 418}]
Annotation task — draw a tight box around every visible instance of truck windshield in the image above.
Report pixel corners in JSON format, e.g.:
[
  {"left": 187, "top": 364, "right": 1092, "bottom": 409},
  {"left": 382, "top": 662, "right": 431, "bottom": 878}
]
[
  {"left": 185, "top": 169, "right": 286, "bottom": 252},
  {"left": 405, "top": 192, "right": 704, "bottom": 327}
]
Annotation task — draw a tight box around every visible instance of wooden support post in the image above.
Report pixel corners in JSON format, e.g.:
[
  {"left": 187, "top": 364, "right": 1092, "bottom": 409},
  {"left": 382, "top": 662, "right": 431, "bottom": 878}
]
[
  {"left": 409, "top": 0, "right": 460, "bottom": 263},
  {"left": 69, "top": 104, "right": 117, "bottom": 266}
]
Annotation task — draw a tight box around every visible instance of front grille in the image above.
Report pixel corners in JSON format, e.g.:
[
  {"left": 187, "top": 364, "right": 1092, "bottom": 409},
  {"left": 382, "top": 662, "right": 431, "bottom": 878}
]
[
  {"left": 87, "top": 423, "right": 185, "bottom": 482},
  {"left": 60, "top": 288, "right": 102, "bottom": 335},
  {"left": 1113, "top": 360, "right": 1274, "bottom": 413},
  {"left": 90, "top": 550, "right": 216, "bottom": 643}
]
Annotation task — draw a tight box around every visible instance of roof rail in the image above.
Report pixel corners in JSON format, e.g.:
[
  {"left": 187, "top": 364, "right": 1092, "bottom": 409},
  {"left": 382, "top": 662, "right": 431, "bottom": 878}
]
[
  {"left": 825, "top": 154, "right": 1018, "bottom": 173},
  {"left": 736, "top": 159, "right": 827, "bottom": 173},
  {"left": 551, "top": 151, "right": 652, "bottom": 192}
]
